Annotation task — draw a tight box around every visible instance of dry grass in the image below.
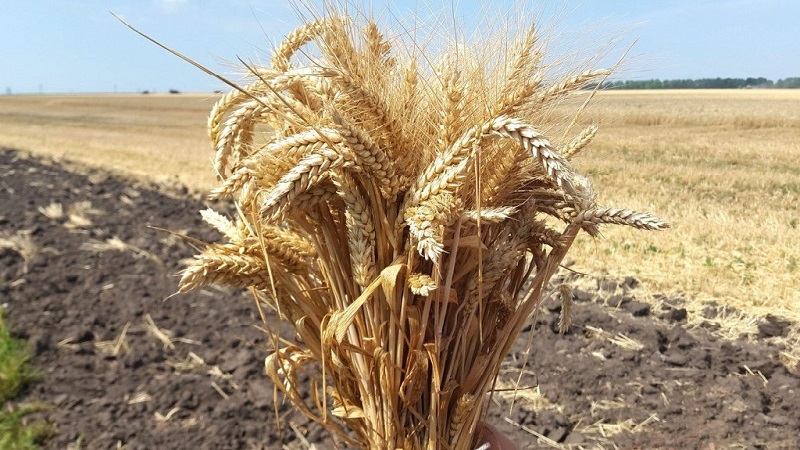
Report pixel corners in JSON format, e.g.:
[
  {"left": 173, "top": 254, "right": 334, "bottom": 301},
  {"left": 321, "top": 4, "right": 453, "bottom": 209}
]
[
  {"left": 142, "top": 314, "right": 175, "bottom": 350},
  {"left": 37, "top": 202, "right": 64, "bottom": 220},
  {"left": 95, "top": 322, "right": 131, "bottom": 357},
  {"left": 585, "top": 325, "right": 645, "bottom": 352},
  {"left": 0, "top": 230, "right": 38, "bottom": 274},
  {"left": 80, "top": 236, "right": 161, "bottom": 263}
]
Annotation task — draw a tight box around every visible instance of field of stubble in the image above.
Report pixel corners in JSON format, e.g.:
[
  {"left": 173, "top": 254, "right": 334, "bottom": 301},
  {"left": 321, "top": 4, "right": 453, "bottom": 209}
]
[{"left": 1, "top": 90, "right": 797, "bottom": 339}]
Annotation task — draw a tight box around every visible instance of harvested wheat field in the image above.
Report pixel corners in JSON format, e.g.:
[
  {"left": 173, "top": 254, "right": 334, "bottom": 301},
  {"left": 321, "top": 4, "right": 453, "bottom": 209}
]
[
  {"left": 2, "top": 91, "right": 798, "bottom": 336},
  {"left": 2, "top": 147, "right": 799, "bottom": 448},
  {"left": 568, "top": 90, "right": 800, "bottom": 340},
  {"left": 0, "top": 85, "right": 797, "bottom": 448}
]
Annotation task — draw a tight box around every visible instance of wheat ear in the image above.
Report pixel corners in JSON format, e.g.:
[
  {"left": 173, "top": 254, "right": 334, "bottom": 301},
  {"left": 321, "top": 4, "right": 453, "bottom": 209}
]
[
  {"left": 495, "top": 25, "right": 544, "bottom": 116},
  {"left": 541, "top": 69, "right": 612, "bottom": 100},
  {"left": 208, "top": 89, "right": 245, "bottom": 147},
  {"left": 562, "top": 124, "right": 598, "bottom": 160},
  {"left": 575, "top": 208, "right": 670, "bottom": 231},
  {"left": 210, "top": 128, "right": 335, "bottom": 201},
  {"left": 331, "top": 171, "right": 377, "bottom": 289},
  {"left": 364, "top": 20, "right": 391, "bottom": 62},
  {"left": 410, "top": 116, "right": 577, "bottom": 209},
  {"left": 331, "top": 114, "right": 402, "bottom": 198},
  {"left": 200, "top": 208, "right": 242, "bottom": 241},
  {"left": 260, "top": 145, "right": 357, "bottom": 220},
  {"left": 271, "top": 19, "right": 327, "bottom": 72},
  {"left": 557, "top": 284, "right": 573, "bottom": 334},
  {"left": 178, "top": 246, "right": 272, "bottom": 292}
]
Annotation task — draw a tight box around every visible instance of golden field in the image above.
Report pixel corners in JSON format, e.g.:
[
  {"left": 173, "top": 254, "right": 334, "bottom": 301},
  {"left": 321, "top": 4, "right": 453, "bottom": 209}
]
[
  {"left": 572, "top": 90, "right": 800, "bottom": 338},
  {"left": 1, "top": 90, "right": 798, "bottom": 337},
  {"left": 0, "top": 94, "right": 219, "bottom": 189}
]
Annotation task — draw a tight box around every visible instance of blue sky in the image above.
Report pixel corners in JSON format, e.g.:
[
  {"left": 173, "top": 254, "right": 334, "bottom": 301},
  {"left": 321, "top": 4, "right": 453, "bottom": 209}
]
[{"left": 2, "top": 0, "right": 798, "bottom": 94}]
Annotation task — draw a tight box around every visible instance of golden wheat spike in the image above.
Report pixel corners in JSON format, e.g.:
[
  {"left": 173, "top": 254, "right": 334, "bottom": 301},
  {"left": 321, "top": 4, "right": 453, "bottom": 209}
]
[
  {"left": 331, "top": 170, "right": 377, "bottom": 288},
  {"left": 259, "top": 145, "right": 357, "bottom": 220},
  {"left": 562, "top": 124, "right": 599, "bottom": 159},
  {"left": 271, "top": 19, "right": 327, "bottom": 73}
]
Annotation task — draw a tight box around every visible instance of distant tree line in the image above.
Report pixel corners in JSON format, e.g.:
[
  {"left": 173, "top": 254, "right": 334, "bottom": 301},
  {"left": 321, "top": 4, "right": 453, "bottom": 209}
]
[{"left": 600, "top": 77, "right": 800, "bottom": 89}]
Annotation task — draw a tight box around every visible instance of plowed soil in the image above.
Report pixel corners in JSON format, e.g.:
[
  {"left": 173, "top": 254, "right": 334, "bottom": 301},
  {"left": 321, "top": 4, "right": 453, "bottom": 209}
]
[{"left": 2, "top": 148, "right": 798, "bottom": 449}]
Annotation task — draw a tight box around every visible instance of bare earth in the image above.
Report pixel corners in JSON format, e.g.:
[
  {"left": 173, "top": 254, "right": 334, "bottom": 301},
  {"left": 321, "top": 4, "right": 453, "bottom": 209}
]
[{"left": 3, "top": 148, "right": 799, "bottom": 448}]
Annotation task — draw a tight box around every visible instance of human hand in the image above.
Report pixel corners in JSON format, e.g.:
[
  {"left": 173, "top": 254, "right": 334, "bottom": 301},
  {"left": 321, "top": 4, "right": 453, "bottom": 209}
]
[{"left": 474, "top": 422, "right": 519, "bottom": 450}]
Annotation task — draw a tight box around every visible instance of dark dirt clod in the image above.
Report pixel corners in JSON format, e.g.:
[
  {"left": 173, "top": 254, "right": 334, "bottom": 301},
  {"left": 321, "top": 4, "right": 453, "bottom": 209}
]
[
  {"left": 758, "top": 315, "right": 792, "bottom": 338},
  {"left": 2, "top": 148, "right": 799, "bottom": 449},
  {"left": 623, "top": 300, "right": 651, "bottom": 317},
  {"left": 666, "top": 307, "right": 689, "bottom": 323}
]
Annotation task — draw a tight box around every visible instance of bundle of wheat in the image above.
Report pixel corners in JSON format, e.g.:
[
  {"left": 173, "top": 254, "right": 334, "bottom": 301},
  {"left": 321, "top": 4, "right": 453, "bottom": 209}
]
[{"left": 178, "top": 10, "right": 666, "bottom": 449}]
